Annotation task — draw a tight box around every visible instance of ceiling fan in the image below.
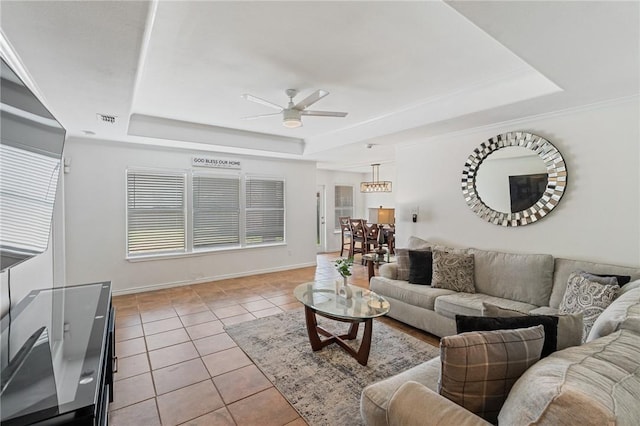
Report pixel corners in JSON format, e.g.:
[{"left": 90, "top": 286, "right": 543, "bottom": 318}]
[{"left": 241, "top": 89, "right": 348, "bottom": 128}]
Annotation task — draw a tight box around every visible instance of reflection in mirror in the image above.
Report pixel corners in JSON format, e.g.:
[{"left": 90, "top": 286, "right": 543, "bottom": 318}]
[
  {"left": 475, "top": 146, "right": 547, "bottom": 213},
  {"left": 1, "top": 59, "right": 66, "bottom": 270},
  {"left": 461, "top": 132, "right": 567, "bottom": 227}
]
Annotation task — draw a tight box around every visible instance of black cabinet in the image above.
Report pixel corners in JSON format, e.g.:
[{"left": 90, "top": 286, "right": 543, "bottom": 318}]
[{"left": 0, "top": 282, "right": 114, "bottom": 425}]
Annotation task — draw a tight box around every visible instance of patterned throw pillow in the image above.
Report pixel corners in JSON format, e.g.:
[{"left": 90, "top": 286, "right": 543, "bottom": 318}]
[
  {"left": 439, "top": 326, "right": 545, "bottom": 424},
  {"left": 431, "top": 250, "right": 475, "bottom": 293},
  {"left": 559, "top": 271, "right": 618, "bottom": 342}
]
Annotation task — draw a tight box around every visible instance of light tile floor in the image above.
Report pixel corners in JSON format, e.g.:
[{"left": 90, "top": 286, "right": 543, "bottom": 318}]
[{"left": 109, "top": 253, "right": 439, "bottom": 426}]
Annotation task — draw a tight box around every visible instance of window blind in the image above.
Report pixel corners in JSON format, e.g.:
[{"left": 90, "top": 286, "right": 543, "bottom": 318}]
[
  {"left": 334, "top": 185, "right": 354, "bottom": 230},
  {"left": 245, "top": 177, "right": 284, "bottom": 244},
  {"left": 127, "top": 171, "right": 186, "bottom": 255},
  {"left": 192, "top": 174, "right": 240, "bottom": 249},
  {"left": 0, "top": 144, "right": 60, "bottom": 256}
]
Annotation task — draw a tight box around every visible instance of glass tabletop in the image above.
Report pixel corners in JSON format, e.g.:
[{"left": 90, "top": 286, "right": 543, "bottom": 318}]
[{"left": 293, "top": 280, "right": 390, "bottom": 320}]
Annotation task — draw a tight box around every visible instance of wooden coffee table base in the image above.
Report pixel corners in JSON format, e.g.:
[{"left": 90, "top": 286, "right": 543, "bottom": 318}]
[{"left": 303, "top": 306, "right": 373, "bottom": 366}]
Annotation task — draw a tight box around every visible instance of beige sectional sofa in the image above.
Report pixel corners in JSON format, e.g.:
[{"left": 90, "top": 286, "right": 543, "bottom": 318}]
[
  {"left": 362, "top": 237, "right": 640, "bottom": 425},
  {"left": 361, "top": 283, "right": 640, "bottom": 425},
  {"left": 369, "top": 237, "right": 640, "bottom": 338}
]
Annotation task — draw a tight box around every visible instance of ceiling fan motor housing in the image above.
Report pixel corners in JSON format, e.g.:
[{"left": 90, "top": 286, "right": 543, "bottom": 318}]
[{"left": 282, "top": 108, "right": 302, "bottom": 127}]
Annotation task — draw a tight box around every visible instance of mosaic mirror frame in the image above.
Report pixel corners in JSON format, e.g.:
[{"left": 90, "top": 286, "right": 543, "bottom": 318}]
[{"left": 461, "top": 131, "right": 567, "bottom": 227}]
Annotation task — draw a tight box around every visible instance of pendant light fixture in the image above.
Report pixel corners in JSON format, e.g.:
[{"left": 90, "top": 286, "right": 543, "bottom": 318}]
[{"left": 360, "top": 163, "right": 392, "bottom": 192}]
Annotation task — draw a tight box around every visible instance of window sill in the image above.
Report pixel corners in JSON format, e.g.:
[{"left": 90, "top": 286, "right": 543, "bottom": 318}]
[{"left": 126, "top": 242, "right": 287, "bottom": 262}]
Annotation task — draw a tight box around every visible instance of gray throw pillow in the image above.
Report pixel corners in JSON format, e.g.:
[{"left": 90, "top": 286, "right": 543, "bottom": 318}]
[
  {"left": 560, "top": 271, "right": 618, "bottom": 342},
  {"left": 439, "top": 325, "right": 545, "bottom": 424},
  {"left": 431, "top": 250, "right": 475, "bottom": 293}
]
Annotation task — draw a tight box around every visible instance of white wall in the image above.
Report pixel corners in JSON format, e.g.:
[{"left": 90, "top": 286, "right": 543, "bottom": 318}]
[
  {"left": 63, "top": 137, "right": 318, "bottom": 295},
  {"left": 394, "top": 97, "right": 640, "bottom": 266}
]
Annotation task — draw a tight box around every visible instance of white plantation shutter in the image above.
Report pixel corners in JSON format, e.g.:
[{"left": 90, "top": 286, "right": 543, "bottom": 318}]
[
  {"left": 334, "top": 185, "right": 353, "bottom": 229},
  {"left": 192, "top": 173, "right": 240, "bottom": 249},
  {"left": 127, "top": 170, "right": 186, "bottom": 255},
  {"left": 245, "top": 177, "right": 285, "bottom": 244}
]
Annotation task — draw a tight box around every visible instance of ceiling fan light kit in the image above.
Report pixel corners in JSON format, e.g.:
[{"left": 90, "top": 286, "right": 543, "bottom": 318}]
[
  {"left": 282, "top": 108, "right": 302, "bottom": 128},
  {"left": 241, "top": 88, "right": 347, "bottom": 128},
  {"left": 361, "top": 163, "right": 392, "bottom": 193}
]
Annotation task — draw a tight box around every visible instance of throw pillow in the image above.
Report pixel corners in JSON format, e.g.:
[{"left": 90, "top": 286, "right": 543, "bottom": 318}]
[
  {"left": 591, "top": 272, "right": 631, "bottom": 286},
  {"left": 431, "top": 250, "right": 475, "bottom": 293},
  {"left": 482, "top": 302, "right": 583, "bottom": 350},
  {"left": 439, "top": 325, "right": 545, "bottom": 424},
  {"left": 408, "top": 250, "right": 433, "bottom": 285},
  {"left": 577, "top": 271, "right": 618, "bottom": 286},
  {"left": 560, "top": 272, "right": 618, "bottom": 342},
  {"left": 455, "top": 314, "right": 558, "bottom": 357},
  {"left": 395, "top": 248, "right": 411, "bottom": 281}
]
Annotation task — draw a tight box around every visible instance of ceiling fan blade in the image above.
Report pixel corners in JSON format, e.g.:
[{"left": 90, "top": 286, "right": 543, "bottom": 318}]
[
  {"left": 241, "top": 112, "right": 282, "bottom": 120},
  {"left": 301, "top": 110, "right": 348, "bottom": 118},
  {"left": 294, "top": 89, "right": 329, "bottom": 110},
  {"left": 241, "top": 94, "right": 283, "bottom": 111}
]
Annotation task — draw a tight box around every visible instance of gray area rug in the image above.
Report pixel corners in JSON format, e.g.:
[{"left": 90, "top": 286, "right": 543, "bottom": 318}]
[{"left": 225, "top": 309, "right": 440, "bottom": 426}]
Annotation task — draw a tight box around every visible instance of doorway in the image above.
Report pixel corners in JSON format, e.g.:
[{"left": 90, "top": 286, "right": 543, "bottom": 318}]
[{"left": 316, "top": 186, "right": 326, "bottom": 253}]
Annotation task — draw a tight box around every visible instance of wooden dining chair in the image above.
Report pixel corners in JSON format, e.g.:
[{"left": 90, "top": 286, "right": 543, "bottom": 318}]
[
  {"left": 350, "top": 219, "right": 367, "bottom": 258},
  {"left": 363, "top": 222, "right": 381, "bottom": 260},
  {"left": 339, "top": 216, "right": 352, "bottom": 257}
]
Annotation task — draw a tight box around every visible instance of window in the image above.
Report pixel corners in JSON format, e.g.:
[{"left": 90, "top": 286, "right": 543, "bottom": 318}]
[
  {"left": 334, "top": 185, "right": 354, "bottom": 230},
  {"left": 0, "top": 144, "right": 60, "bottom": 256},
  {"left": 193, "top": 173, "right": 240, "bottom": 249},
  {"left": 246, "top": 177, "right": 285, "bottom": 244},
  {"left": 126, "top": 169, "right": 285, "bottom": 257},
  {"left": 127, "top": 170, "right": 186, "bottom": 255}
]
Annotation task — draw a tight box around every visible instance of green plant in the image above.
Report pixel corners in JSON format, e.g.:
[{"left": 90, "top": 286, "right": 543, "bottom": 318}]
[{"left": 335, "top": 257, "right": 354, "bottom": 278}]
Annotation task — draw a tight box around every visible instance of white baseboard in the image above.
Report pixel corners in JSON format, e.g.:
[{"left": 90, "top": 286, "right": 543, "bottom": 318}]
[{"left": 112, "top": 261, "right": 318, "bottom": 296}]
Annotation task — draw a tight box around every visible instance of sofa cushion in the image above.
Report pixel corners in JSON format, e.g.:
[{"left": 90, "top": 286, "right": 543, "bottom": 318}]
[
  {"left": 408, "top": 250, "right": 433, "bottom": 285},
  {"left": 486, "top": 303, "right": 583, "bottom": 350},
  {"left": 439, "top": 326, "right": 545, "bottom": 424},
  {"left": 369, "top": 277, "right": 456, "bottom": 311},
  {"left": 456, "top": 314, "right": 558, "bottom": 357},
  {"left": 434, "top": 292, "right": 538, "bottom": 319},
  {"left": 549, "top": 258, "right": 640, "bottom": 309},
  {"left": 378, "top": 262, "right": 397, "bottom": 280},
  {"left": 587, "top": 286, "right": 640, "bottom": 342},
  {"left": 469, "top": 248, "right": 554, "bottom": 307},
  {"left": 560, "top": 272, "right": 618, "bottom": 342},
  {"left": 498, "top": 329, "right": 640, "bottom": 426},
  {"left": 360, "top": 357, "right": 441, "bottom": 426},
  {"left": 431, "top": 251, "right": 475, "bottom": 293},
  {"left": 619, "top": 279, "right": 640, "bottom": 296}
]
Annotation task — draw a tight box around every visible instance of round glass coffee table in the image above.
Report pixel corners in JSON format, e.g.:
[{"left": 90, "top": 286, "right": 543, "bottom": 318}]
[{"left": 293, "top": 281, "right": 390, "bottom": 366}]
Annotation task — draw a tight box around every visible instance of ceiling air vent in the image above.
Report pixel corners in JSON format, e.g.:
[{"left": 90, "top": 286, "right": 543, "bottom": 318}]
[{"left": 96, "top": 113, "right": 117, "bottom": 124}]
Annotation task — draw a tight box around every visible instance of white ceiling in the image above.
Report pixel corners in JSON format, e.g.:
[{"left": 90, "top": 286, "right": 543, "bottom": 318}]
[{"left": 1, "top": 1, "right": 638, "bottom": 172}]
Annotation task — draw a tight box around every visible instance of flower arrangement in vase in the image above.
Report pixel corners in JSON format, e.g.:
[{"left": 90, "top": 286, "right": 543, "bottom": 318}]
[{"left": 334, "top": 257, "right": 354, "bottom": 298}]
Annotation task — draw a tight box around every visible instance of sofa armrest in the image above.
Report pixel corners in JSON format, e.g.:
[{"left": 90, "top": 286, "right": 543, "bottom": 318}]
[
  {"left": 379, "top": 263, "right": 398, "bottom": 279},
  {"left": 387, "top": 381, "right": 491, "bottom": 426}
]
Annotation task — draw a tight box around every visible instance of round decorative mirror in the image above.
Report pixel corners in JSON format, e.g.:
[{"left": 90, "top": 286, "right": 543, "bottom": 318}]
[{"left": 461, "top": 132, "right": 567, "bottom": 226}]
